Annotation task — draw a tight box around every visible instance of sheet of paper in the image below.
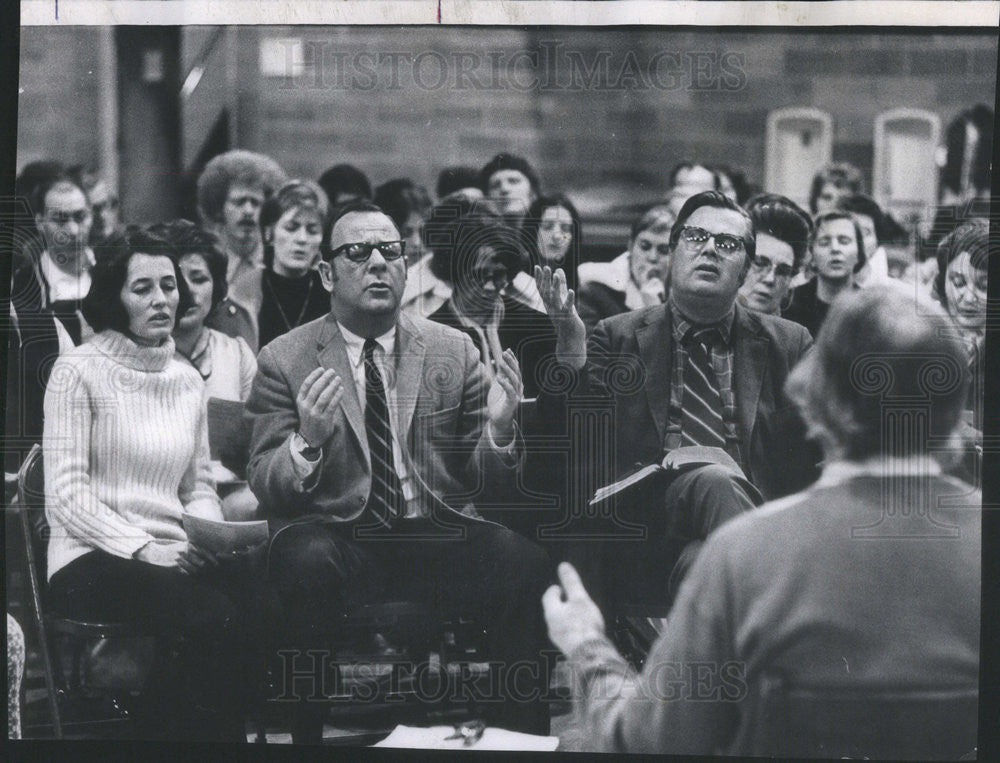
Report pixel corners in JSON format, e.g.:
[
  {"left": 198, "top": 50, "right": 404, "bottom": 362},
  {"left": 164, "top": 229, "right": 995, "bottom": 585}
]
[
  {"left": 182, "top": 513, "right": 268, "bottom": 554},
  {"left": 374, "top": 724, "right": 559, "bottom": 751}
]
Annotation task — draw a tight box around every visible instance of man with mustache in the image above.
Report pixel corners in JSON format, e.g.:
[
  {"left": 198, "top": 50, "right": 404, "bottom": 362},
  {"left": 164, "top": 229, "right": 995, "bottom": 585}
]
[
  {"left": 197, "top": 149, "right": 287, "bottom": 351},
  {"left": 245, "top": 200, "right": 553, "bottom": 742},
  {"left": 536, "top": 191, "right": 817, "bottom": 609}
]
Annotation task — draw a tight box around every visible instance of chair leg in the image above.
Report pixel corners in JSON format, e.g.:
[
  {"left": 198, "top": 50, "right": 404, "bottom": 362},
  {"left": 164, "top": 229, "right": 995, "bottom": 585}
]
[{"left": 36, "top": 625, "right": 63, "bottom": 738}]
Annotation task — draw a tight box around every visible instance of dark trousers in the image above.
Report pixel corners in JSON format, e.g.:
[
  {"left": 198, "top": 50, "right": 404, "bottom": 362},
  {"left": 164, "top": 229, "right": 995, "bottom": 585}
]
[
  {"left": 268, "top": 516, "right": 555, "bottom": 739},
  {"left": 587, "top": 464, "right": 760, "bottom": 613},
  {"left": 48, "top": 549, "right": 276, "bottom": 742}
]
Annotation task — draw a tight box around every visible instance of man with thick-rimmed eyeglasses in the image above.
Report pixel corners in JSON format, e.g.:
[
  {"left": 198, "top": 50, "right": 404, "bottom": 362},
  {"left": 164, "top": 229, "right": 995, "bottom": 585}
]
[
  {"left": 535, "top": 190, "right": 817, "bottom": 613},
  {"left": 245, "top": 199, "right": 554, "bottom": 742}
]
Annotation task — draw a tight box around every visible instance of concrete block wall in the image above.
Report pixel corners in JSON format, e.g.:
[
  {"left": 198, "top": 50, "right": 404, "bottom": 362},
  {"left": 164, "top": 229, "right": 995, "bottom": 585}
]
[{"left": 17, "top": 26, "right": 998, "bottom": 215}]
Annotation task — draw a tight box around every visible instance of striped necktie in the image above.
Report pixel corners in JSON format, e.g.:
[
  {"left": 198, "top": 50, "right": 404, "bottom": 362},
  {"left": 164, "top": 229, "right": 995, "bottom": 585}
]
[
  {"left": 680, "top": 327, "right": 727, "bottom": 449},
  {"left": 363, "top": 338, "right": 404, "bottom": 525}
]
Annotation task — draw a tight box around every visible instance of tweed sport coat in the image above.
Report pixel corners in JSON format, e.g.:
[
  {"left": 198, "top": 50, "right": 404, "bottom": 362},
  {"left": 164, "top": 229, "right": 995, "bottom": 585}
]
[{"left": 245, "top": 312, "right": 521, "bottom": 530}]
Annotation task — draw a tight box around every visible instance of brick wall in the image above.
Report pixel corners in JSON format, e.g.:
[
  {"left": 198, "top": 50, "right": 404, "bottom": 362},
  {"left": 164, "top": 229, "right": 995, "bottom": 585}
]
[{"left": 17, "top": 26, "right": 998, "bottom": 214}]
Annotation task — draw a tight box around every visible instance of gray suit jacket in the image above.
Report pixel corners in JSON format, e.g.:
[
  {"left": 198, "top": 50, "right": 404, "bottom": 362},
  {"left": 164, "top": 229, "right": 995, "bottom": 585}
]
[{"left": 245, "top": 312, "right": 520, "bottom": 528}]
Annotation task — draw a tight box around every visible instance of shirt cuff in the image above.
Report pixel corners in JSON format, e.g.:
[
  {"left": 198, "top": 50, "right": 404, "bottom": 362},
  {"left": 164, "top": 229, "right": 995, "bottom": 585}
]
[
  {"left": 289, "top": 432, "right": 322, "bottom": 483},
  {"left": 486, "top": 419, "right": 517, "bottom": 454}
]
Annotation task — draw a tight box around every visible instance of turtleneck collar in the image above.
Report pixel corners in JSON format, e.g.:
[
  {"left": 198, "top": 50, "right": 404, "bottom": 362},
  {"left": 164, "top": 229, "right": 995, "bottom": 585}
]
[{"left": 91, "top": 330, "right": 176, "bottom": 372}]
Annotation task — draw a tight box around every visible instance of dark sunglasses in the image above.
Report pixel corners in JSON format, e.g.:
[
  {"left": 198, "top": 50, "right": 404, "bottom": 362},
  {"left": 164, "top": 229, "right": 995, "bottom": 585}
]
[
  {"left": 327, "top": 240, "right": 406, "bottom": 263},
  {"left": 678, "top": 226, "right": 746, "bottom": 257},
  {"left": 751, "top": 255, "right": 795, "bottom": 279}
]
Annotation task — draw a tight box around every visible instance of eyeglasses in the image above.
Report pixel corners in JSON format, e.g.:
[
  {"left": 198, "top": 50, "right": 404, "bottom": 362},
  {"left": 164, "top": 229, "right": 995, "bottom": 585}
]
[
  {"left": 751, "top": 255, "right": 795, "bottom": 279},
  {"left": 678, "top": 226, "right": 746, "bottom": 257},
  {"left": 45, "top": 210, "right": 90, "bottom": 225},
  {"left": 327, "top": 240, "right": 406, "bottom": 263},
  {"left": 470, "top": 266, "right": 509, "bottom": 286}
]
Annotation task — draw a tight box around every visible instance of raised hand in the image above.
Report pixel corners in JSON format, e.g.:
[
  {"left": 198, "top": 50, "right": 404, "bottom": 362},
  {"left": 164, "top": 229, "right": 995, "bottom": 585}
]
[
  {"left": 542, "top": 562, "right": 607, "bottom": 656},
  {"left": 487, "top": 348, "right": 523, "bottom": 444},
  {"left": 534, "top": 266, "right": 587, "bottom": 368},
  {"left": 296, "top": 367, "right": 344, "bottom": 449}
]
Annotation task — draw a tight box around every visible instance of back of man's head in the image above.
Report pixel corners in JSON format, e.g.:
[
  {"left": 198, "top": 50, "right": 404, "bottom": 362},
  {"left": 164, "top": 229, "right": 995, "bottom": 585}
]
[{"left": 786, "top": 284, "right": 968, "bottom": 462}]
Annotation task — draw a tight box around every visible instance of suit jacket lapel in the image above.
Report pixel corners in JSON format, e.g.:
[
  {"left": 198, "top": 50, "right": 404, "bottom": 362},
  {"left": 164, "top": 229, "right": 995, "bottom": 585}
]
[
  {"left": 316, "top": 314, "right": 367, "bottom": 459},
  {"left": 394, "top": 313, "right": 426, "bottom": 442},
  {"left": 636, "top": 308, "right": 672, "bottom": 444},
  {"left": 733, "top": 305, "right": 768, "bottom": 454}
]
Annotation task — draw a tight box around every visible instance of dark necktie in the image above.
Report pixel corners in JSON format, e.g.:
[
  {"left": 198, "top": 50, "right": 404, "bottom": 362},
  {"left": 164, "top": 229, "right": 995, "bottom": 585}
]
[
  {"left": 363, "top": 338, "right": 404, "bottom": 525},
  {"left": 681, "top": 328, "right": 728, "bottom": 449}
]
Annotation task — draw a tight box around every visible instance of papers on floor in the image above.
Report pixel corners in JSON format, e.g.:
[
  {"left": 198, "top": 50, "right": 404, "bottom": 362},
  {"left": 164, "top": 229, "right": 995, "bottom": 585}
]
[
  {"left": 182, "top": 513, "right": 268, "bottom": 554},
  {"left": 374, "top": 724, "right": 559, "bottom": 751}
]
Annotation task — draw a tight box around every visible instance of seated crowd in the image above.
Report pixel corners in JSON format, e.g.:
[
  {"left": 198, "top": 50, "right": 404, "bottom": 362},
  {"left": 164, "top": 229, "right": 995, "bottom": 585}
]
[{"left": 5, "top": 143, "right": 987, "bottom": 751}]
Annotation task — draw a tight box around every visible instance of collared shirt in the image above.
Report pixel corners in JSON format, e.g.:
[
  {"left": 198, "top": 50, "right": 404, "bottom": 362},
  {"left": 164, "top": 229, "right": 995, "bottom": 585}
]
[
  {"left": 289, "top": 320, "right": 514, "bottom": 518},
  {"left": 399, "top": 253, "right": 453, "bottom": 319},
  {"left": 39, "top": 248, "right": 95, "bottom": 303},
  {"left": 664, "top": 301, "right": 743, "bottom": 470},
  {"left": 577, "top": 251, "right": 665, "bottom": 311},
  {"left": 336, "top": 322, "right": 423, "bottom": 516},
  {"left": 224, "top": 245, "right": 264, "bottom": 339},
  {"left": 817, "top": 455, "right": 943, "bottom": 487}
]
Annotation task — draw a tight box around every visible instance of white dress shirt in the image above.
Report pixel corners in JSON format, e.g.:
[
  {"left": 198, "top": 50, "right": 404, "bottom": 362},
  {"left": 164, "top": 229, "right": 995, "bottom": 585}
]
[{"left": 39, "top": 248, "right": 95, "bottom": 303}]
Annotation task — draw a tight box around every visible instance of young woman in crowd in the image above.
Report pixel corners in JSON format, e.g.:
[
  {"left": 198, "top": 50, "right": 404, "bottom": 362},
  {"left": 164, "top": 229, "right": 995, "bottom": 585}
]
[
  {"left": 428, "top": 209, "right": 556, "bottom": 399},
  {"left": 783, "top": 211, "right": 866, "bottom": 337},
  {"left": 575, "top": 203, "right": 676, "bottom": 334},
  {"left": 935, "top": 218, "right": 989, "bottom": 428},
  {"left": 148, "top": 219, "right": 260, "bottom": 521},
  {"left": 521, "top": 194, "right": 583, "bottom": 293},
  {"left": 43, "top": 228, "right": 270, "bottom": 741},
  {"left": 257, "top": 180, "right": 331, "bottom": 349},
  {"left": 839, "top": 193, "right": 891, "bottom": 286},
  {"left": 738, "top": 194, "right": 812, "bottom": 316}
]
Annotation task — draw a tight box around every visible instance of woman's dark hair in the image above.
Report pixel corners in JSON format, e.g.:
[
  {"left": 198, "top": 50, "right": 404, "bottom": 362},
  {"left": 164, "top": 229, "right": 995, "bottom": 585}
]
[
  {"left": 317, "top": 163, "right": 372, "bottom": 205},
  {"left": 811, "top": 211, "right": 868, "bottom": 275},
  {"left": 745, "top": 193, "right": 813, "bottom": 273},
  {"left": 808, "top": 163, "right": 865, "bottom": 215},
  {"left": 425, "top": 200, "right": 523, "bottom": 286},
  {"left": 259, "top": 179, "right": 330, "bottom": 270},
  {"left": 146, "top": 219, "right": 228, "bottom": 311},
  {"left": 82, "top": 226, "right": 192, "bottom": 334},
  {"left": 785, "top": 285, "right": 967, "bottom": 460},
  {"left": 669, "top": 190, "right": 756, "bottom": 267},
  {"left": 935, "top": 218, "right": 990, "bottom": 310},
  {"left": 711, "top": 164, "right": 753, "bottom": 205},
  {"left": 373, "top": 178, "right": 432, "bottom": 233},
  {"left": 478, "top": 153, "right": 541, "bottom": 195},
  {"left": 521, "top": 194, "right": 582, "bottom": 289},
  {"left": 436, "top": 166, "right": 480, "bottom": 199}
]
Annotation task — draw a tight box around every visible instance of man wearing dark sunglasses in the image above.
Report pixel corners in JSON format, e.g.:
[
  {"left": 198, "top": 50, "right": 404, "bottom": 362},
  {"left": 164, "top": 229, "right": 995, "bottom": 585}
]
[
  {"left": 246, "top": 200, "right": 553, "bottom": 741},
  {"left": 536, "top": 190, "right": 817, "bottom": 612}
]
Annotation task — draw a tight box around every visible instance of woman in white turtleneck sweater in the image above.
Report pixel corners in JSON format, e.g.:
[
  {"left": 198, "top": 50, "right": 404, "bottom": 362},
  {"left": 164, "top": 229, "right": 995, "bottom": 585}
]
[{"left": 42, "top": 229, "right": 270, "bottom": 742}]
